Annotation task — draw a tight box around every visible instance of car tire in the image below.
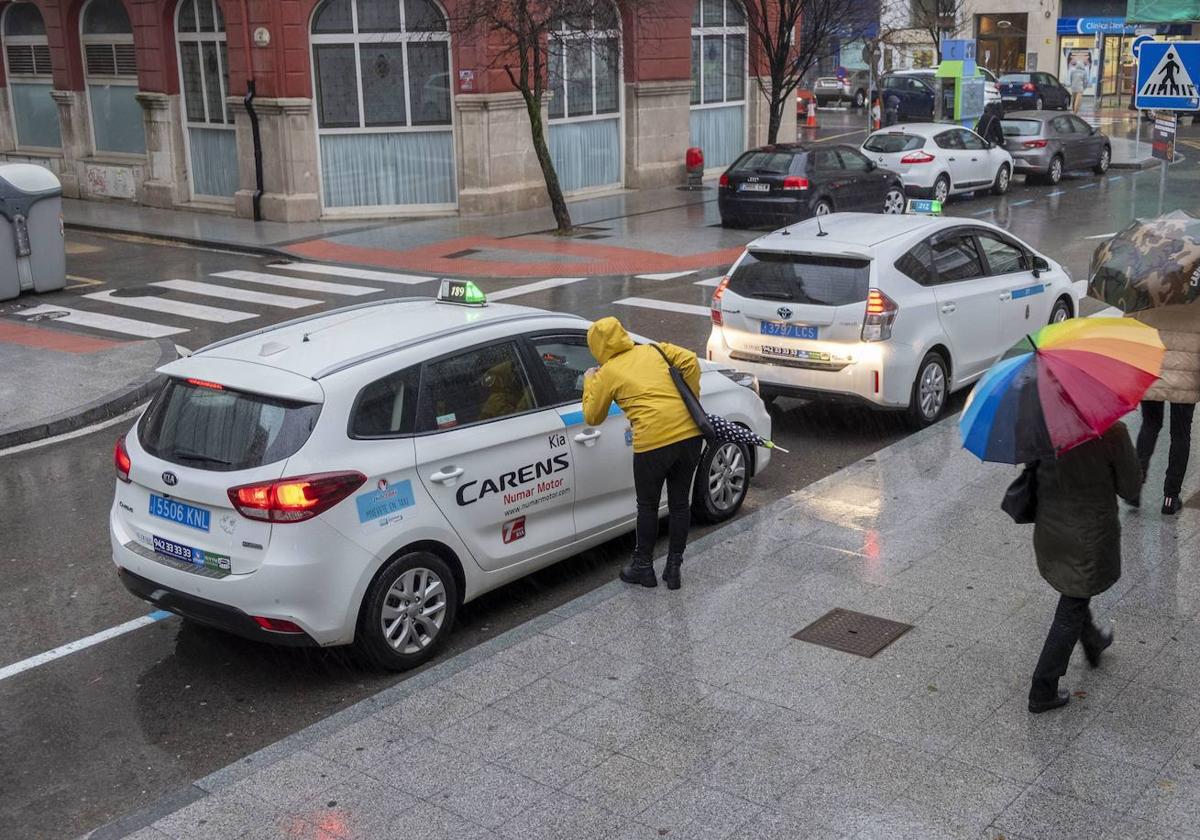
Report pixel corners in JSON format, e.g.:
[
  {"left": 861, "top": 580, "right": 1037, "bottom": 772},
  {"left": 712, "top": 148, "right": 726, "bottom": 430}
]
[
  {"left": 883, "top": 187, "right": 905, "bottom": 214},
  {"left": 991, "top": 164, "right": 1011, "bottom": 195},
  {"left": 355, "top": 551, "right": 458, "bottom": 672},
  {"left": 1049, "top": 297, "right": 1073, "bottom": 324},
  {"left": 854, "top": 89, "right": 866, "bottom": 108},
  {"left": 932, "top": 174, "right": 951, "bottom": 204},
  {"left": 1035, "top": 96, "right": 1044, "bottom": 110},
  {"left": 1094, "top": 146, "right": 1111, "bottom": 174},
  {"left": 907, "top": 351, "right": 949, "bottom": 429},
  {"left": 813, "top": 198, "right": 834, "bottom": 216},
  {"left": 1047, "top": 155, "right": 1063, "bottom": 185},
  {"left": 692, "top": 440, "right": 750, "bottom": 524}
]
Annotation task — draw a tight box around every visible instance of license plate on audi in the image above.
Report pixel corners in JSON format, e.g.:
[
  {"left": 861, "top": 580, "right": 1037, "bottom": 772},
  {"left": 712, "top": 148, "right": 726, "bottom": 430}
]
[
  {"left": 739, "top": 183, "right": 770, "bottom": 192},
  {"left": 760, "top": 321, "right": 818, "bottom": 339}
]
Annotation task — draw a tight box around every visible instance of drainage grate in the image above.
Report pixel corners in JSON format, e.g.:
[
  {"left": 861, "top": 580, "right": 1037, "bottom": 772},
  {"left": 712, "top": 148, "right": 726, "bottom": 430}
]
[{"left": 792, "top": 608, "right": 913, "bottom": 658}]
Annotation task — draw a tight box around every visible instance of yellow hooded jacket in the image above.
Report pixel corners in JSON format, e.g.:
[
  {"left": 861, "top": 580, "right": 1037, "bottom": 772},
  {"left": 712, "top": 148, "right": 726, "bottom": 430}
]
[{"left": 582, "top": 317, "right": 702, "bottom": 454}]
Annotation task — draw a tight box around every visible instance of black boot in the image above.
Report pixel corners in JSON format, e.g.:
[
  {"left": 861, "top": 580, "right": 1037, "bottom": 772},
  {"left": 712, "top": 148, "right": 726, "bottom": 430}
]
[
  {"left": 620, "top": 556, "right": 657, "bottom": 587},
  {"left": 1029, "top": 689, "right": 1071, "bottom": 714},
  {"left": 1082, "top": 626, "right": 1114, "bottom": 668},
  {"left": 662, "top": 554, "right": 683, "bottom": 590},
  {"left": 1163, "top": 495, "right": 1182, "bottom": 515}
]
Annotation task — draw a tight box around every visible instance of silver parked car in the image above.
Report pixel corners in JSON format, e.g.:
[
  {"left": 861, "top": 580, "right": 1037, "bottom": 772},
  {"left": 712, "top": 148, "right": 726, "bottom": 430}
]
[{"left": 1001, "top": 111, "right": 1111, "bottom": 185}]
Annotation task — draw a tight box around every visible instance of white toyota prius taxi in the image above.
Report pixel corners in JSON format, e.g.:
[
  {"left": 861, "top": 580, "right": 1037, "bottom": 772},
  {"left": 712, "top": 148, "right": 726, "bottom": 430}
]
[
  {"left": 110, "top": 282, "right": 771, "bottom": 670},
  {"left": 707, "top": 211, "right": 1080, "bottom": 426}
]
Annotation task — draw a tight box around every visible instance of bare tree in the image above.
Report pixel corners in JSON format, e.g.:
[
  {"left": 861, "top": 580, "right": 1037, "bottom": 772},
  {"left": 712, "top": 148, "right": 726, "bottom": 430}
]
[
  {"left": 742, "top": 0, "right": 879, "bottom": 143},
  {"left": 450, "top": 0, "right": 631, "bottom": 233},
  {"left": 908, "top": 0, "right": 968, "bottom": 57}
]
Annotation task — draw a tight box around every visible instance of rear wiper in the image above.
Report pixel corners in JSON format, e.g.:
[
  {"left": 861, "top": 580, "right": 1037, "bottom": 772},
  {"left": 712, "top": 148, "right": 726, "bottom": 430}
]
[
  {"left": 170, "top": 450, "right": 233, "bottom": 466},
  {"left": 751, "top": 292, "right": 794, "bottom": 301}
]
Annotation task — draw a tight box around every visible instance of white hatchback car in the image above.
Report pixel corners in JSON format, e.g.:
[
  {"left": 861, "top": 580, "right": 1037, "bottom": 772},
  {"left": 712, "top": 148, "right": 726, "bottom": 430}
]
[
  {"left": 862, "top": 123, "right": 1014, "bottom": 204},
  {"left": 706, "top": 213, "right": 1079, "bottom": 426},
  {"left": 110, "top": 284, "right": 771, "bottom": 670}
]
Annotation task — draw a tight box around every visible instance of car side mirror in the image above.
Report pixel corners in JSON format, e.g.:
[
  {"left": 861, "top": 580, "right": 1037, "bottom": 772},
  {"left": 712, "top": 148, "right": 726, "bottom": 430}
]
[
  {"left": 866, "top": 160, "right": 876, "bottom": 171},
  {"left": 1032, "top": 256, "right": 1050, "bottom": 277}
]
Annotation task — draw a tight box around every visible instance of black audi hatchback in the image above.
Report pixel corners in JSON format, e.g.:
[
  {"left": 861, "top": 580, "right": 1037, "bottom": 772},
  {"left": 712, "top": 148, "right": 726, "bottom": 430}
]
[{"left": 718, "top": 143, "right": 905, "bottom": 229}]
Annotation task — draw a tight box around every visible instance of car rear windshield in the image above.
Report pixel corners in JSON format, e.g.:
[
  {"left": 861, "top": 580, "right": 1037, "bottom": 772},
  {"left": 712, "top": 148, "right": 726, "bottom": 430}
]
[
  {"left": 728, "top": 252, "right": 871, "bottom": 306},
  {"left": 729, "top": 151, "right": 799, "bottom": 175},
  {"left": 863, "top": 133, "right": 923, "bottom": 153},
  {"left": 1000, "top": 73, "right": 1032, "bottom": 83},
  {"left": 1002, "top": 119, "right": 1042, "bottom": 136},
  {"left": 138, "top": 378, "right": 322, "bottom": 472}
]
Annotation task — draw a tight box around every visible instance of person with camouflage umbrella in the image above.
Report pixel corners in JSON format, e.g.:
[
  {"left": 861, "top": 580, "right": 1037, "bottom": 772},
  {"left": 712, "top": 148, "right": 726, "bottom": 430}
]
[{"left": 1088, "top": 211, "right": 1200, "bottom": 514}]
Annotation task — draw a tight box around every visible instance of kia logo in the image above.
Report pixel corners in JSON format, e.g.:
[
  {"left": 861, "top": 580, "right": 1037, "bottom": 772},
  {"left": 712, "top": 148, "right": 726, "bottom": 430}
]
[
  {"left": 777, "top": 306, "right": 793, "bottom": 320},
  {"left": 162, "top": 471, "right": 178, "bottom": 487}
]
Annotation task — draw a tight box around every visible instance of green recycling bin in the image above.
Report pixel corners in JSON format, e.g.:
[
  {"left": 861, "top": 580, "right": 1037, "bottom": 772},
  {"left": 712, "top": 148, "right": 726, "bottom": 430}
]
[{"left": 0, "top": 164, "right": 65, "bottom": 302}]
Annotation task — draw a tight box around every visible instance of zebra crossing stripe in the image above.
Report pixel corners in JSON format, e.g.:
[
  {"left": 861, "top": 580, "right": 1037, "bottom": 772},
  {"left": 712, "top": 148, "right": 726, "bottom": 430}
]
[
  {"left": 636, "top": 271, "right": 696, "bottom": 281},
  {"left": 153, "top": 279, "right": 320, "bottom": 309},
  {"left": 20, "top": 305, "right": 187, "bottom": 338},
  {"left": 614, "top": 297, "right": 711, "bottom": 317},
  {"left": 211, "top": 269, "right": 381, "bottom": 297},
  {"left": 269, "top": 262, "right": 437, "bottom": 285},
  {"left": 694, "top": 277, "right": 724, "bottom": 287},
  {"left": 489, "top": 277, "right": 586, "bottom": 301},
  {"left": 84, "top": 290, "right": 257, "bottom": 323}
]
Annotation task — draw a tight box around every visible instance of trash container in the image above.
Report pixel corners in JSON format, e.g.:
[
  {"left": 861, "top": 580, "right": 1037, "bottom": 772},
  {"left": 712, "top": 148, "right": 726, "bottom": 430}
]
[{"left": 0, "top": 164, "right": 65, "bottom": 302}]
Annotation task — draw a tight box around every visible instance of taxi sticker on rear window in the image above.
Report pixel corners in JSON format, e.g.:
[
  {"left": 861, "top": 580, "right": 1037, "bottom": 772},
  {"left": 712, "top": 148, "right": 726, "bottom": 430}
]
[
  {"left": 357, "top": 478, "right": 416, "bottom": 527},
  {"left": 436, "top": 413, "right": 457, "bottom": 429}
]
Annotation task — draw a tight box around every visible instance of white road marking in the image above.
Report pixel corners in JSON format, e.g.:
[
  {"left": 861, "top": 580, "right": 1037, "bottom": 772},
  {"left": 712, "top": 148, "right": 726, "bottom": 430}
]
[
  {"left": 84, "top": 290, "right": 256, "bottom": 323},
  {"left": 1009, "top": 199, "right": 1033, "bottom": 207},
  {"left": 0, "top": 403, "right": 146, "bottom": 456},
  {"left": 19, "top": 305, "right": 187, "bottom": 338},
  {"left": 1047, "top": 190, "right": 1065, "bottom": 197},
  {"left": 270, "top": 262, "right": 437, "bottom": 285},
  {"left": 1084, "top": 232, "right": 1116, "bottom": 240},
  {"left": 153, "top": 279, "right": 319, "bottom": 309},
  {"left": 212, "top": 269, "right": 381, "bottom": 297},
  {"left": 1077, "top": 182, "right": 1098, "bottom": 190},
  {"left": 694, "top": 277, "right": 724, "bottom": 287},
  {"left": 636, "top": 271, "right": 697, "bottom": 281},
  {"left": 615, "top": 297, "right": 711, "bottom": 317},
  {"left": 0, "top": 610, "right": 173, "bottom": 682},
  {"left": 489, "top": 277, "right": 586, "bottom": 301},
  {"left": 972, "top": 208, "right": 995, "bottom": 216}
]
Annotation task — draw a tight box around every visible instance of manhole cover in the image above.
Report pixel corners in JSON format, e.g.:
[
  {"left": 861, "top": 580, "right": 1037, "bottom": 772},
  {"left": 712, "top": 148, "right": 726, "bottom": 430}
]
[{"left": 792, "top": 608, "right": 913, "bottom": 658}]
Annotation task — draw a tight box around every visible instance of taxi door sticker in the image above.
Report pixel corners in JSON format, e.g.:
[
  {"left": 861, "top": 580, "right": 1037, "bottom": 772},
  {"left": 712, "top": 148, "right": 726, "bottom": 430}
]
[
  {"left": 356, "top": 478, "right": 416, "bottom": 527},
  {"left": 557, "top": 403, "right": 622, "bottom": 427},
  {"left": 1011, "top": 284, "right": 1045, "bottom": 299}
]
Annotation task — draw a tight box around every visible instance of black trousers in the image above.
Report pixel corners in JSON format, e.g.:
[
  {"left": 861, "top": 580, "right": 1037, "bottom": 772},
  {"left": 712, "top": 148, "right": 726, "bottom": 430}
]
[
  {"left": 633, "top": 437, "right": 703, "bottom": 561},
  {"left": 1136, "top": 400, "right": 1196, "bottom": 497},
  {"left": 1030, "top": 594, "right": 1103, "bottom": 702}
]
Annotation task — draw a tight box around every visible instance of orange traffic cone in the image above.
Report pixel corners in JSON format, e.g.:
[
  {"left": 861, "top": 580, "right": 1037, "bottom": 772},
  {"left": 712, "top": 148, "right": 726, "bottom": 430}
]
[
  {"left": 871, "top": 97, "right": 881, "bottom": 131},
  {"left": 806, "top": 98, "right": 819, "bottom": 130}
]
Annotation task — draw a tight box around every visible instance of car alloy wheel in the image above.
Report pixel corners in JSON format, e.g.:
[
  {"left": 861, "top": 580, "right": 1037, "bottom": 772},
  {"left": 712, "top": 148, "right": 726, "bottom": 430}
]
[
  {"left": 854, "top": 90, "right": 866, "bottom": 108},
  {"left": 993, "top": 165, "right": 1010, "bottom": 195},
  {"left": 883, "top": 188, "right": 905, "bottom": 214},
  {"left": 814, "top": 200, "right": 833, "bottom": 216},
  {"left": 707, "top": 442, "right": 747, "bottom": 513},
  {"left": 933, "top": 175, "right": 950, "bottom": 204},
  {"left": 1036, "top": 97, "right": 1044, "bottom": 110},
  {"left": 1050, "top": 298, "right": 1072, "bottom": 324},
  {"left": 380, "top": 566, "right": 448, "bottom": 655},
  {"left": 919, "top": 361, "right": 946, "bottom": 420},
  {"left": 1048, "top": 157, "right": 1063, "bottom": 184},
  {"left": 1096, "top": 147, "right": 1111, "bottom": 174}
]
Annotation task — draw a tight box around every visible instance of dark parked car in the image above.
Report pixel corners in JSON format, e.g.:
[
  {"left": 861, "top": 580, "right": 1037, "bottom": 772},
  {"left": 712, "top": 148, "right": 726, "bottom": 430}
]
[
  {"left": 998, "top": 72, "right": 1070, "bottom": 112},
  {"left": 1001, "top": 111, "right": 1111, "bottom": 184},
  {"left": 718, "top": 143, "right": 906, "bottom": 228}
]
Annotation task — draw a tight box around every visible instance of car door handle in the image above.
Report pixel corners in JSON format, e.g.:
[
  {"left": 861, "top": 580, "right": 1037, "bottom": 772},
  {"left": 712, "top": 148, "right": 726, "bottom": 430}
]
[
  {"left": 940, "top": 303, "right": 957, "bottom": 314},
  {"left": 948, "top": 157, "right": 956, "bottom": 161},
  {"left": 1000, "top": 292, "right": 1012, "bottom": 301},
  {"left": 574, "top": 429, "right": 602, "bottom": 447},
  {"left": 428, "top": 466, "right": 464, "bottom": 485}
]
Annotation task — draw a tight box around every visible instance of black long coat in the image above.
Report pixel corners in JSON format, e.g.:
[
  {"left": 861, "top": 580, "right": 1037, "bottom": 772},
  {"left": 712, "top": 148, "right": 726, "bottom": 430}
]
[{"left": 1033, "top": 422, "right": 1142, "bottom": 598}]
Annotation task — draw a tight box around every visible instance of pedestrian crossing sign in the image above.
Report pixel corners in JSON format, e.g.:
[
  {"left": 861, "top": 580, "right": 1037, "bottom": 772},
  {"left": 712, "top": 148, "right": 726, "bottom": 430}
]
[{"left": 1135, "top": 41, "right": 1200, "bottom": 111}]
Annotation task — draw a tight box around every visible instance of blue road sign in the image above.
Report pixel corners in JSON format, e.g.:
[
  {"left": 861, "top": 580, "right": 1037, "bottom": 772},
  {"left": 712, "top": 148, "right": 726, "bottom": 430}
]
[{"left": 1135, "top": 40, "right": 1200, "bottom": 111}]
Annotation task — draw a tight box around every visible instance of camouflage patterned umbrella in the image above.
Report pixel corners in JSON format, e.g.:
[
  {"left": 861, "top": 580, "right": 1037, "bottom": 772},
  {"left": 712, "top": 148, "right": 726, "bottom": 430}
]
[{"left": 1088, "top": 211, "right": 1200, "bottom": 314}]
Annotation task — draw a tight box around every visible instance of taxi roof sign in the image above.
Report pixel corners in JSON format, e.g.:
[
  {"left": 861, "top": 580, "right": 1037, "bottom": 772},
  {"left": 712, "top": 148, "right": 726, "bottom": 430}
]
[
  {"left": 906, "top": 198, "right": 943, "bottom": 216},
  {"left": 437, "top": 279, "right": 487, "bottom": 306}
]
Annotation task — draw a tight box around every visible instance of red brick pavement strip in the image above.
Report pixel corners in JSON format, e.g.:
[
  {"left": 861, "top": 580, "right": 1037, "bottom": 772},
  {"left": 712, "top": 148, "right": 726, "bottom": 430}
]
[
  {"left": 0, "top": 320, "right": 123, "bottom": 353},
  {"left": 285, "top": 234, "right": 747, "bottom": 278}
]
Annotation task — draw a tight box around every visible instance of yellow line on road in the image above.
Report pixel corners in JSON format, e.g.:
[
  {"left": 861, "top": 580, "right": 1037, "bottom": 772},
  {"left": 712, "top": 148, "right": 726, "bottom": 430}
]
[{"left": 65, "top": 275, "right": 104, "bottom": 289}]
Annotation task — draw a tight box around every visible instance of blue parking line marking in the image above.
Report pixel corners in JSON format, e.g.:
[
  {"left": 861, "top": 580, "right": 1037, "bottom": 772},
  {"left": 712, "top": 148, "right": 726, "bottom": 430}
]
[
  {"left": 1078, "top": 183, "right": 1098, "bottom": 190},
  {"left": 972, "top": 208, "right": 994, "bottom": 216},
  {"left": 1047, "top": 190, "right": 1065, "bottom": 197},
  {"left": 1109, "top": 176, "right": 1124, "bottom": 181},
  {"left": 149, "top": 610, "right": 173, "bottom": 621},
  {"left": 1010, "top": 200, "right": 1033, "bottom": 207}
]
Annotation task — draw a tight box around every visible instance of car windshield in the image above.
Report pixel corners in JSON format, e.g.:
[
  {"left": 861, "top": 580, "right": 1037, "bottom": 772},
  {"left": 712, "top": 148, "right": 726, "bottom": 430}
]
[
  {"left": 138, "top": 378, "right": 322, "bottom": 471},
  {"left": 1002, "top": 119, "right": 1042, "bottom": 136},
  {"left": 728, "top": 252, "right": 871, "bottom": 305},
  {"left": 729, "top": 151, "right": 798, "bottom": 175},
  {"left": 863, "top": 133, "right": 923, "bottom": 153},
  {"left": 1000, "top": 74, "right": 1032, "bottom": 83}
]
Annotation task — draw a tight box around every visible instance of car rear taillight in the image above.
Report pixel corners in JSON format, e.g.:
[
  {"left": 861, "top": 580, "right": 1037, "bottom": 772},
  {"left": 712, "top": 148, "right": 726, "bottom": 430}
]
[
  {"left": 862, "top": 289, "right": 898, "bottom": 342},
  {"left": 253, "top": 616, "right": 305, "bottom": 634},
  {"left": 114, "top": 436, "right": 132, "bottom": 483},
  {"left": 900, "top": 150, "right": 935, "bottom": 164},
  {"left": 711, "top": 276, "right": 731, "bottom": 326},
  {"left": 782, "top": 176, "right": 809, "bottom": 191},
  {"left": 1022, "top": 83, "right": 1036, "bottom": 92},
  {"left": 719, "top": 173, "right": 730, "bottom": 188},
  {"left": 1022, "top": 139, "right": 1048, "bottom": 148},
  {"left": 228, "top": 471, "right": 367, "bottom": 523}
]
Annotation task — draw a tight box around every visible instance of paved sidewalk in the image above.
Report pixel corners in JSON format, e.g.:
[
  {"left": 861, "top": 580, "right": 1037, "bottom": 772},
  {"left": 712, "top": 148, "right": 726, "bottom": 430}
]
[{"left": 91, "top": 415, "right": 1200, "bottom": 840}]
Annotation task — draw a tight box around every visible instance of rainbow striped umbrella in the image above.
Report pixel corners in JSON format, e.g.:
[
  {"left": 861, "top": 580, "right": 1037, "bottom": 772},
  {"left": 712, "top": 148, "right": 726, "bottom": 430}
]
[{"left": 960, "top": 318, "right": 1164, "bottom": 464}]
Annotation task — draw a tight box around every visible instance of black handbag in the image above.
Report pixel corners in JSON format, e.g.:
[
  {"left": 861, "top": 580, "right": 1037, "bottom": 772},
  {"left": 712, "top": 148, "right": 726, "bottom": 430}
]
[
  {"left": 650, "top": 344, "right": 715, "bottom": 440},
  {"left": 1002, "top": 462, "right": 1039, "bottom": 524}
]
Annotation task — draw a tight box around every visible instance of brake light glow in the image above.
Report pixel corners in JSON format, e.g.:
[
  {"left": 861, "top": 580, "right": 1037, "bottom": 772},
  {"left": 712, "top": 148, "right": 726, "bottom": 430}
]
[
  {"left": 228, "top": 471, "right": 367, "bottom": 523},
  {"left": 1022, "top": 83, "right": 1036, "bottom": 92},
  {"left": 862, "top": 289, "right": 899, "bottom": 342},
  {"left": 711, "top": 276, "right": 731, "bottom": 326},
  {"left": 1022, "top": 139, "right": 1048, "bottom": 149},
  {"left": 719, "top": 173, "right": 730, "bottom": 188},
  {"left": 114, "top": 435, "right": 131, "bottom": 483},
  {"left": 253, "top": 616, "right": 305, "bottom": 634},
  {"left": 782, "top": 176, "right": 809, "bottom": 191},
  {"left": 186, "top": 378, "right": 224, "bottom": 390},
  {"left": 900, "top": 150, "right": 935, "bottom": 164}
]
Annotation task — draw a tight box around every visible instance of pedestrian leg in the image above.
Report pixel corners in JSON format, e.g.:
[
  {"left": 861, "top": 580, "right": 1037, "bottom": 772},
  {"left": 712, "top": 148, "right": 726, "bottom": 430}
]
[
  {"left": 661, "top": 438, "right": 703, "bottom": 590},
  {"left": 1163, "top": 403, "right": 1195, "bottom": 513},
  {"left": 623, "top": 447, "right": 669, "bottom": 587},
  {"left": 1029, "top": 594, "right": 1090, "bottom": 711},
  {"left": 1080, "top": 606, "right": 1114, "bottom": 667},
  {"left": 1137, "top": 400, "right": 1165, "bottom": 480}
]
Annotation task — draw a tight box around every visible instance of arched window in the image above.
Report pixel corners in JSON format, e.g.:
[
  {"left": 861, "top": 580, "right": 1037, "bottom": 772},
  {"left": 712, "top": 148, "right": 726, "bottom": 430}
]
[
  {"left": 690, "top": 0, "right": 746, "bottom": 168},
  {"left": 2, "top": 3, "right": 61, "bottom": 149},
  {"left": 546, "top": 6, "right": 622, "bottom": 193},
  {"left": 175, "top": 0, "right": 236, "bottom": 199},
  {"left": 81, "top": 0, "right": 146, "bottom": 155},
  {"left": 310, "top": 0, "right": 455, "bottom": 210}
]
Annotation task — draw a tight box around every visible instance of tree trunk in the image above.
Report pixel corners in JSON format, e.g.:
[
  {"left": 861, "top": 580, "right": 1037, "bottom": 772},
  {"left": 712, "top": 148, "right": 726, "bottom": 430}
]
[
  {"left": 522, "top": 92, "right": 573, "bottom": 233},
  {"left": 767, "top": 90, "right": 783, "bottom": 144}
]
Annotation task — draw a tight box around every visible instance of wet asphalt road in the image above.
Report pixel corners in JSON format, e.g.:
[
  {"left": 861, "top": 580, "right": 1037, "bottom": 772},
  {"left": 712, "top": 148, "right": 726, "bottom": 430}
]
[{"left": 3, "top": 112, "right": 1200, "bottom": 839}]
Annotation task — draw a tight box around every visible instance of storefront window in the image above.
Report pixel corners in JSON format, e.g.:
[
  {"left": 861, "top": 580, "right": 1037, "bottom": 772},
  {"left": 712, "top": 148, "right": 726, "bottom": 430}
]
[
  {"left": 82, "top": 0, "right": 146, "bottom": 155},
  {"left": 689, "top": 0, "right": 746, "bottom": 169},
  {"left": 977, "top": 13, "right": 1028, "bottom": 75},
  {"left": 1, "top": 3, "right": 61, "bottom": 149}
]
